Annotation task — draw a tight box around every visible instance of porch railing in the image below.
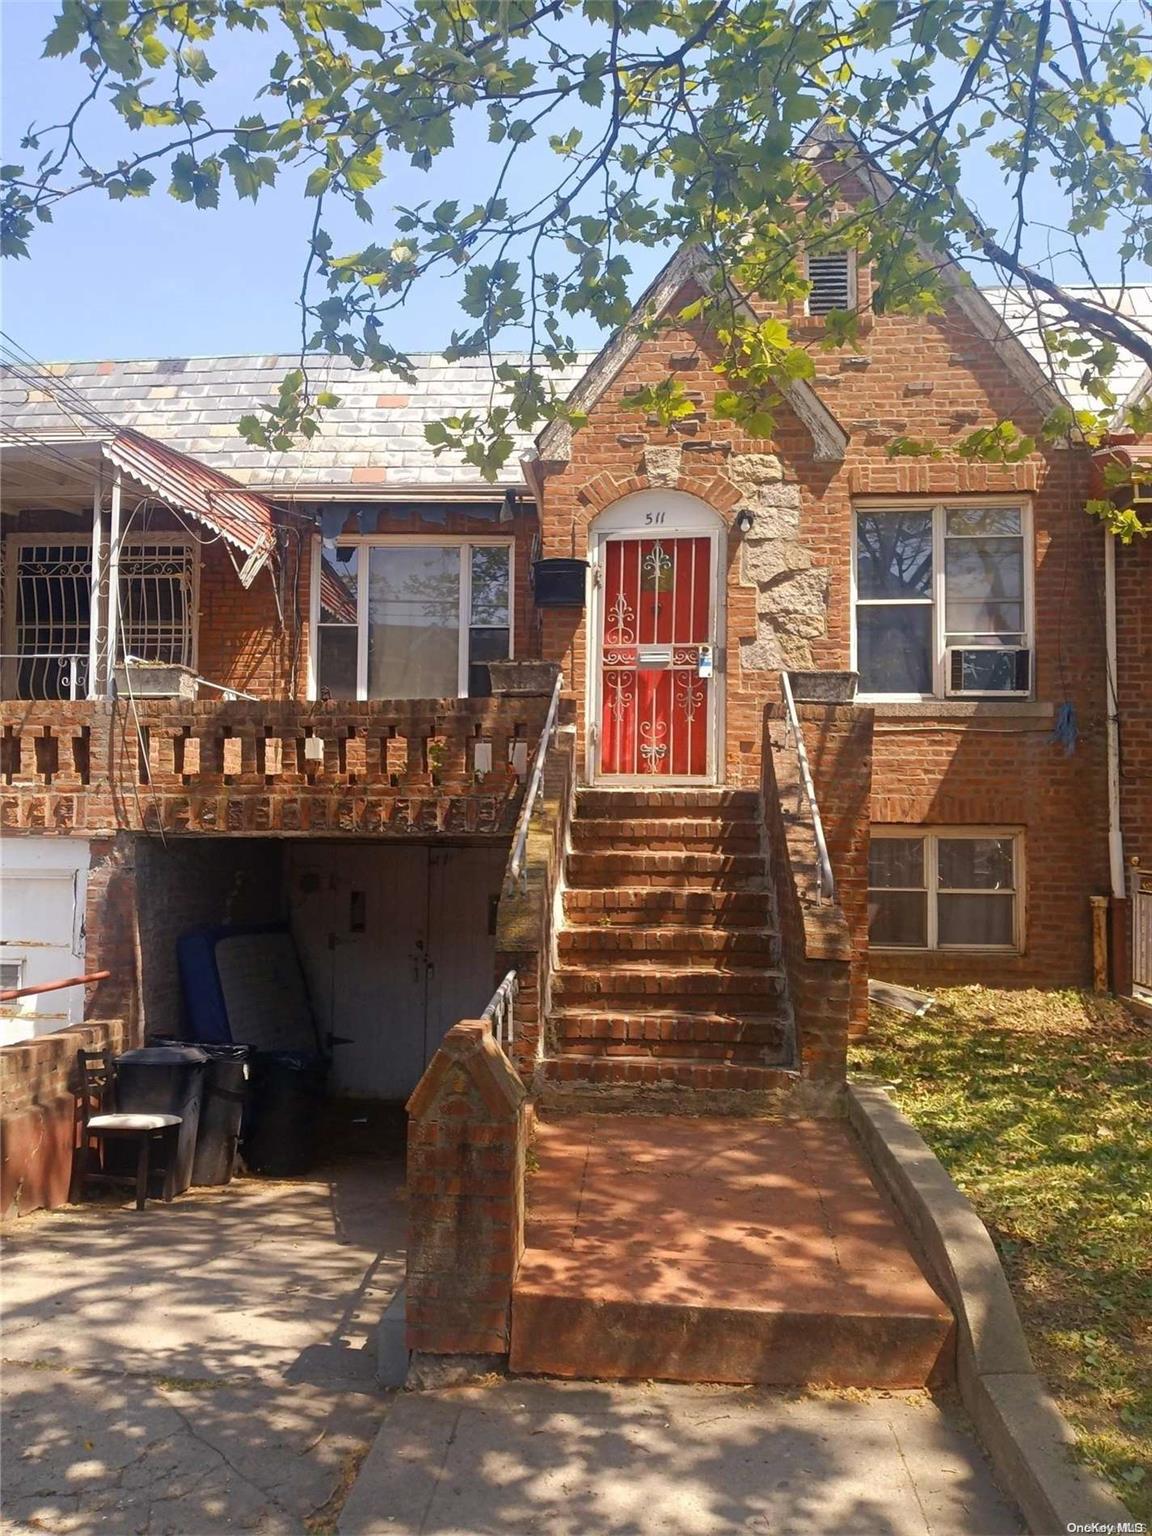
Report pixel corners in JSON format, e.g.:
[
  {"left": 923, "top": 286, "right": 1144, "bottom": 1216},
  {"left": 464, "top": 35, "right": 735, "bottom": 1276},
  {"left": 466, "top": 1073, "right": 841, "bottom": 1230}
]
[
  {"left": 505, "top": 670, "right": 563, "bottom": 893},
  {"left": 780, "top": 670, "right": 836, "bottom": 905},
  {"left": 0, "top": 653, "right": 89, "bottom": 701},
  {"left": 481, "top": 969, "right": 519, "bottom": 1050}
]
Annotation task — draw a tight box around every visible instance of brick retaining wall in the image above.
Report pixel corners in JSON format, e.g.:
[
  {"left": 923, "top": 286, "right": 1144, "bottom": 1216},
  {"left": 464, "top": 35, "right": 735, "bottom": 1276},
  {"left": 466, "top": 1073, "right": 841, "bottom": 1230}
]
[{"left": 1, "top": 1017, "right": 130, "bottom": 1216}]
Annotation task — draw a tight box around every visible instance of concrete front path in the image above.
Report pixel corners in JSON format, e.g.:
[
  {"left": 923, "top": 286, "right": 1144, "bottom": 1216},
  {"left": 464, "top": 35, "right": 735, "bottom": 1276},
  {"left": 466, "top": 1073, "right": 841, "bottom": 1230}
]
[
  {"left": 513, "top": 1116, "right": 953, "bottom": 1386},
  {"left": 338, "top": 1380, "right": 1022, "bottom": 1536},
  {"left": 1, "top": 1153, "right": 406, "bottom": 1535}
]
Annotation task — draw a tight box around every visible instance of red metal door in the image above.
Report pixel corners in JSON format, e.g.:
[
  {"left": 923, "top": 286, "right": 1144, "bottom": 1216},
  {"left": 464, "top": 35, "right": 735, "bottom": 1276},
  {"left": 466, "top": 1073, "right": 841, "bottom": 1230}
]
[{"left": 598, "top": 535, "right": 713, "bottom": 777}]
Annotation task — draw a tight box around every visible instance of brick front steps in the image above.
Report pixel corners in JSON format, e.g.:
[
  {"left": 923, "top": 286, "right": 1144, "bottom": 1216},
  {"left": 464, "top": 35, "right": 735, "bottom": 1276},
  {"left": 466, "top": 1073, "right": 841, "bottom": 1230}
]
[
  {"left": 510, "top": 1115, "right": 954, "bottom": 1388},
  {"left": 543, "top": 787, "right": 794, "bottom": 1089}
]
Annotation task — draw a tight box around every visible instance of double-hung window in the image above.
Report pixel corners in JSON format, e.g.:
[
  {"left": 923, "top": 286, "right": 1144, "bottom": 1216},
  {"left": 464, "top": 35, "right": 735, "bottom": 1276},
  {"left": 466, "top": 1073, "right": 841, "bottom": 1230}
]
[
  {"left": 854, "top": 503, "right": 1030, "bottom": 698},
  {"left": 312, "top": 537, "right": 513, "bottom": 700},
  {"left": 869, "top": 830, "right": 1021, "bottom": 950}
]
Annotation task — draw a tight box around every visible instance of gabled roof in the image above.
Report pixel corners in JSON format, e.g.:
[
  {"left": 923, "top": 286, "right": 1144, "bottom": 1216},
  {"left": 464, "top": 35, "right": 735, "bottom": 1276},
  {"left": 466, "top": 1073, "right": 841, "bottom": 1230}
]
[
  {"left": 797, "top": 119, "right": 1075, "bottom": 422},
  {"left": 532, "top": 244, "right": 850, "bottom": 467}
]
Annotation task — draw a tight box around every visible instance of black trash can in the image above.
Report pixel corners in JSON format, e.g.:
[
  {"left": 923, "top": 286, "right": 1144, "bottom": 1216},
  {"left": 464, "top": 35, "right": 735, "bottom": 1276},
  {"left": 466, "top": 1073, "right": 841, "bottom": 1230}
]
[
  {"left": 244, "top": 1052, "right": 327, "bottom": 1177},
  {"left": 114, "top": 1045, "right": 208, "bottom": 1196},
  {"left": 149, "top": 1038, "right": 251, "bottom": 1186}
]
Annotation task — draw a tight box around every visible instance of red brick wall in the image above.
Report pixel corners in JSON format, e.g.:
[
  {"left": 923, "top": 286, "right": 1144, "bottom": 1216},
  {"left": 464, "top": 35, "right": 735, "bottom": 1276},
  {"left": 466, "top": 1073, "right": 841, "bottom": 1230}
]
[
  {"left": 1115, "top": 530, "right": 1152, "bottom": 992},
  {"left": 761, "top": 715, "right": 854, "bottom": 1082},
  {"left": 530, "top": 244, "right": 1111, "bottom": 988},
  {"left": 405, "top": 1020, "right": 529, "bottom": 1357},
  {"left": 1116, "top": 532, "right": 1151, "bottom": 875},
  {"left": 796, "top": 703, "right": 874, "bottom": 1032},
  {"left": 1, "top": 1016, "right": 128, "bottom": 1216}
]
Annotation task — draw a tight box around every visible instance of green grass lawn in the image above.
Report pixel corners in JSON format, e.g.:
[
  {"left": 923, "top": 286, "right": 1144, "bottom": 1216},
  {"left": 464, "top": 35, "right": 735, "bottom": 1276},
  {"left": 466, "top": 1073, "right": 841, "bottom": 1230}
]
[{"left": 850, "top": 986, "right": 1151, "bottom": 1520}]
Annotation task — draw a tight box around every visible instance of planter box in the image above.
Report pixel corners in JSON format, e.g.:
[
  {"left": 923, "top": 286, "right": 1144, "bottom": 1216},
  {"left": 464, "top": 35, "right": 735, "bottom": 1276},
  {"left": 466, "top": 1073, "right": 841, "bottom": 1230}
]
[
  {"left": 532, "top": 558, "right": 589, "bottom": 609},
  {"left": 788, "top": 670, "right": 859, "bottom": 704},
  {"left": 113, "top": 662, "right": 197, "bottom": 700},
  {"left": 487, "top": 660, "right": 561, "bottom": 697}
]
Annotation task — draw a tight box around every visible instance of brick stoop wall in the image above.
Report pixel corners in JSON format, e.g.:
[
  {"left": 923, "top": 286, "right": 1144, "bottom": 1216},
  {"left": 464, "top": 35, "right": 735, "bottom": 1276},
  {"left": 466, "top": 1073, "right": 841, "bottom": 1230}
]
[
  {"left": 761, "top": 708, "right": 860, "bottom": 1084},
  {"left": 405, "top": 1019, "right": 530, "bottom": 1362},
  {"left": 1, "top": 1017, "right": 130, "bottom": 1216},
  {"left": 781, "top": 701, "right": 875, "bottom": 1036}
]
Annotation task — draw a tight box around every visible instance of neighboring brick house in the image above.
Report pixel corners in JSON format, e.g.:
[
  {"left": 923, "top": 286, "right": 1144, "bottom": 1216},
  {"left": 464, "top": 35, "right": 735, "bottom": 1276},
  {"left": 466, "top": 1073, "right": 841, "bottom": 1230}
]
[{"left": 2, "top": 166, "right": 1150, "bottom": 1206}]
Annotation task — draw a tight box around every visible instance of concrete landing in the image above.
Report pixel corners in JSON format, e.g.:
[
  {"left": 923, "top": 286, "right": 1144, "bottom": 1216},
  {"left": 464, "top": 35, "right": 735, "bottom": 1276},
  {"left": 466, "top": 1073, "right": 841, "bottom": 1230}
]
[
  {"left": 338, "top": 1381, "right": 1022, "bottom": 1536},
  {"left": 511, "top": 1116, "right": 953, "bottom": 1387}
]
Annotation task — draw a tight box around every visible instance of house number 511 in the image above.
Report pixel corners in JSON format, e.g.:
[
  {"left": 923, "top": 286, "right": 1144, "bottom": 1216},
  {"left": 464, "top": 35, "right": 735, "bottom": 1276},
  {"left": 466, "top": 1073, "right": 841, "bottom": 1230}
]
[{"left": 644, "top": 510, "right": 667, "bottom": 525}]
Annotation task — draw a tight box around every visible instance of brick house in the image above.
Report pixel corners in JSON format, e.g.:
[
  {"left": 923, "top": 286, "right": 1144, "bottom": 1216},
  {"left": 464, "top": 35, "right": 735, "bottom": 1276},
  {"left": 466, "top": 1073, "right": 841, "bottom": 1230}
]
[{"left": 2, "top": 174, "right": 1150, "bottom": 1209}]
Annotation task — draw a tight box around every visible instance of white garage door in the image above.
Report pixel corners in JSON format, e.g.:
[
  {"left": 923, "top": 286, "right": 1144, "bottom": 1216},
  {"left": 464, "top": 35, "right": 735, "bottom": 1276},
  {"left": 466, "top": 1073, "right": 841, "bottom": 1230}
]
[{"left": 0, "top": 839, "right": 90, "bottom": 1045}]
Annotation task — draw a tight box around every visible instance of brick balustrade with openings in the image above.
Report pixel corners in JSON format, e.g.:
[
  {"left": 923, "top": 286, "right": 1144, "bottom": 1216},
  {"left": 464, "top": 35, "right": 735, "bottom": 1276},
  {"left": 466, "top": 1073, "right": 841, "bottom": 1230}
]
[{"left": 1, "top": 697, "right": 548, "bottom": 838}]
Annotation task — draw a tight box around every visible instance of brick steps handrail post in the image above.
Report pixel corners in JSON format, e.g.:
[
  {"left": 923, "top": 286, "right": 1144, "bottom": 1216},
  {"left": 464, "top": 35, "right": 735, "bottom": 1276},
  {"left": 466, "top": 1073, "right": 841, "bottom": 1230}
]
[{"left": 404, "top": 1017, "right": 530, "bottom": 1368}]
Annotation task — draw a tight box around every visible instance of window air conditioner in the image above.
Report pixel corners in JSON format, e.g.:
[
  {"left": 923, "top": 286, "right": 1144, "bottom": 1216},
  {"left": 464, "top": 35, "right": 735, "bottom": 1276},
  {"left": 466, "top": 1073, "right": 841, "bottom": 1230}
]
[{"left": 946, "top": 646, "right": 1031, "bottom": 697}]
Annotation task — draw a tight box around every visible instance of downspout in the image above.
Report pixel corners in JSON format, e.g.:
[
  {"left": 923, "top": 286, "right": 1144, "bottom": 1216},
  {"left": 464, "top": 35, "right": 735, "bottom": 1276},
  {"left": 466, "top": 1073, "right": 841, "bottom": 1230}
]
[{"left": 1104, "top": 525, "right": 1125, "bottom": 899}]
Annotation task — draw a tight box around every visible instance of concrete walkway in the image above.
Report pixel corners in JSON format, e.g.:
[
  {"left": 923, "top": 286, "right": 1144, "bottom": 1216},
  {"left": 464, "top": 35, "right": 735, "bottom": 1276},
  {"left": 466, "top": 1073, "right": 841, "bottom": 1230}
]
[
  {"left": 513, "top": 1116, "right": 952, "bottom": 1386},
  {"left": 338, "top": 1380, "right": 1022, "bottom": 1536},
  {"left": 1, "top": 1153, "right": 406, "bottom": 1535}
]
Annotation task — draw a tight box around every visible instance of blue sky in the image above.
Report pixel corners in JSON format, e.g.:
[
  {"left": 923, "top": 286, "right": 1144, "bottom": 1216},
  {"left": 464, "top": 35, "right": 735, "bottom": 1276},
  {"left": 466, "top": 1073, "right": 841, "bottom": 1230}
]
[
  {"left": 1, "top": 0, "right": 1145, "bottom": 364},
  {"left": 2, "top": 0, "right": 665, "bottom": 360}
]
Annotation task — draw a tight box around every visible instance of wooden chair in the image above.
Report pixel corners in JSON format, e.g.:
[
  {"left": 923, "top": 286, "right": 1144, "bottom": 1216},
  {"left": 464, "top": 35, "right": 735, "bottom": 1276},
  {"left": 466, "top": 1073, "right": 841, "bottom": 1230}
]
[{"left": 73, "top": 1049, "right": 182, "bottom": 1211}]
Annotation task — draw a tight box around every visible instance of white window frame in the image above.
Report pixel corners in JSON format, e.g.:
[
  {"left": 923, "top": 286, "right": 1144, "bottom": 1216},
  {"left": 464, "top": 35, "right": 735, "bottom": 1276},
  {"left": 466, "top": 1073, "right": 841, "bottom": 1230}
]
[
  {"left": 2, "top": 533, "right": 200, "bottom": 671},
  {"left": 804, "top": 249, "right": 857, "bottom": 317},
  {"left": 850, "top": 498, "right": 1034, "bottom": 702},
  {"left": 869, "top": 827, "right": 1024, "bottom": 952},
  {"left": 307, "top": 534, "right": 515, "bottom": 701}
]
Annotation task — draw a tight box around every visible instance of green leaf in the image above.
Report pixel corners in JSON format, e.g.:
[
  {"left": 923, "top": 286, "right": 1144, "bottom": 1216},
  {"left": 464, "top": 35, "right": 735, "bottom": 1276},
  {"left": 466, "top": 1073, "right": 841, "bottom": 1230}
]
[{"left": 42, "top": 3, "right": 85, "bottom": 59}]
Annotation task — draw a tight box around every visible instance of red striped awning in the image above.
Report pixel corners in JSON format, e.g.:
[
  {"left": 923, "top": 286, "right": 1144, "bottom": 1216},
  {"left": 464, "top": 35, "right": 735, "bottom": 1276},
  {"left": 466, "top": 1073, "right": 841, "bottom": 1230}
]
[{"left": 102, "top": 428, "right": 278, "bottom": 586}]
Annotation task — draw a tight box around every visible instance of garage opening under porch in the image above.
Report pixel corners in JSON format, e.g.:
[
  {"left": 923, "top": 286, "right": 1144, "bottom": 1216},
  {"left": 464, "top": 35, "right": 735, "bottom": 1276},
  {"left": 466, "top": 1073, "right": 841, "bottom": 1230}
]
[{"left": 131, "top": 832, "right": 514, "bottom": 1174}]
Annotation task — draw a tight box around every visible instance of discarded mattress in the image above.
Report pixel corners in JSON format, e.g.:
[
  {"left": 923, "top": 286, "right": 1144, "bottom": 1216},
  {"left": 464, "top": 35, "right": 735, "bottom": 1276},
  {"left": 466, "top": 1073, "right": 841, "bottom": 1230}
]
[{"left": 178, "top": 924, "right": 320, "bottom": 1053}]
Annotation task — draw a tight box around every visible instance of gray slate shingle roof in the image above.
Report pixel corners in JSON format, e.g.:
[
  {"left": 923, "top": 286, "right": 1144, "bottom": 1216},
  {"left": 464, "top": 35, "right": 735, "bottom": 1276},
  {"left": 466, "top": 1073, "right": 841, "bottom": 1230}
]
[
  {"left": 0, "top": 352, "right": 594, "bottom": 495},
  {"left": 983, "top": 285, "right": 1152, "bottom": 415},
  {"left": 4, "top": 285, "right": 1151, "bottom": 494}
]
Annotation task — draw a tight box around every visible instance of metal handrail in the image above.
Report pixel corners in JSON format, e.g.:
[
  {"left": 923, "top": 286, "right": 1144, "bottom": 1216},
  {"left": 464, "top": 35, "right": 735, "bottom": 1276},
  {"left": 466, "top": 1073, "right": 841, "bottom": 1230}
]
[
  {"left": 481, "top": 969, "right": 519, "bottom": 1049},
  {"left": 780, "top": 671, "right": 836, "bottom": 905},
  {"left": 505, "top": 670, "right": 563, "bottom": 894}
]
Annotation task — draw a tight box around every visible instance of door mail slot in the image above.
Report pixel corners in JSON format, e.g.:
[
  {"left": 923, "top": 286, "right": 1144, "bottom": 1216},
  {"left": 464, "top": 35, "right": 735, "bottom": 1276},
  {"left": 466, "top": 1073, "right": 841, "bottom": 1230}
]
[{"left": 636, "top": 646, "right": 674, "bottom": 670}]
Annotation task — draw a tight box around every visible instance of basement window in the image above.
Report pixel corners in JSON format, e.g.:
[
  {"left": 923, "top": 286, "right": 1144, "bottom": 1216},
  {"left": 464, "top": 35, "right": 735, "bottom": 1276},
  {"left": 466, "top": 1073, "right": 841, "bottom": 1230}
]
[
  {"left": 312, "top": 537, "right": 513, "bottom": 701},
  {"left": 869, "top": 830, "right": 1021, "bottom": 950},
  {"left": 804, "top": 251, "right": 855, "bottom": 316}
]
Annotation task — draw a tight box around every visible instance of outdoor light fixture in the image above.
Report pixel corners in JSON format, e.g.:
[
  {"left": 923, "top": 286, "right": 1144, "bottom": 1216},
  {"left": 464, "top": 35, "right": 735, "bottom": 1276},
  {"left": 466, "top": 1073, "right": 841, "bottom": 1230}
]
[
  {"left": 735, "top": 509, "right": 755, "bottom": 534},
  {"left": 500, "top": 490, "right": 519, "bottom": 523}
]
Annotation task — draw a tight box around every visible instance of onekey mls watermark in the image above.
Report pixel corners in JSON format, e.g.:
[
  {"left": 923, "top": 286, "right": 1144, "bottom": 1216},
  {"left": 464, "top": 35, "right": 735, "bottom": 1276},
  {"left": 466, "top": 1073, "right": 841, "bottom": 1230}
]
[{"left": 1066, "top": 1524, "right": 1147, "bottom": 1534}]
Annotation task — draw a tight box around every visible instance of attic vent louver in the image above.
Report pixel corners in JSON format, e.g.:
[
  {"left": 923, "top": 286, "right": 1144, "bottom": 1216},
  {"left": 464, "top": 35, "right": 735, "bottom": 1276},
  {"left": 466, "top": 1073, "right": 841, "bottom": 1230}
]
[{"left": 806, "top": 252, "right": 853, "bottom": 316}]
